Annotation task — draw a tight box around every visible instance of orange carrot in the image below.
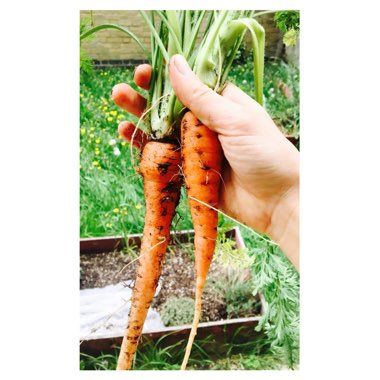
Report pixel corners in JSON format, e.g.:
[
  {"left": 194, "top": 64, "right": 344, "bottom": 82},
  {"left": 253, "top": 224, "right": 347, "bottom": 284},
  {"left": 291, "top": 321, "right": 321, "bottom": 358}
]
[
  {"left": 180, "top": 111, "right": 222, "bottom": 370},
  {"left": 116, "top": 141, "right": 181, "bottom": 370}
]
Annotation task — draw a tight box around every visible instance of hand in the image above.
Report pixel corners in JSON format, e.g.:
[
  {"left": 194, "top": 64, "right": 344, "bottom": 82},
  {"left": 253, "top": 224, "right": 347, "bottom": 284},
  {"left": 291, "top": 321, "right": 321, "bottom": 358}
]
[{"left": 112, "top": 55, "right": 299, "bottom": 271}]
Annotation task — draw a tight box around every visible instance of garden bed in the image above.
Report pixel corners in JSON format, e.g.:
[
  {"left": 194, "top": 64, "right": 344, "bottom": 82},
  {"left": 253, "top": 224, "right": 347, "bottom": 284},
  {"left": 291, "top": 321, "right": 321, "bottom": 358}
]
[{"left": 80, "top": 227, "right": 266, "bottom": 355}]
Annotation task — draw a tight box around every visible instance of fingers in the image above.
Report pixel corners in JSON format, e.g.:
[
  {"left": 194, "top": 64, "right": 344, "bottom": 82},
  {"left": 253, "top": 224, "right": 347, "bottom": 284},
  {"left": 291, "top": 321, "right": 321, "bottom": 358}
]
[
  {"left": 133, "top": 64, "right": 152, "bottom": 90},
  {"left": 112, "top": 83, "right": 147, "bottom": 118},
  {"left": 118, "top": 121, "right": 149, "bottom": 151}
]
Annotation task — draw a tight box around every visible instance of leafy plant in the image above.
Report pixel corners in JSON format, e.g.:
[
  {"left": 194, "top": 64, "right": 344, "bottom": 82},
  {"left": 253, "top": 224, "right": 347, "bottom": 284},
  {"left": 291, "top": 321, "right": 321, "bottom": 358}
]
[
  {"left": 244, "top": 231, "right": 300, "bottom": 369},
  {"left": 274, "top": 11, "right": 300, "bottom": 47},
  {"left": 161, "top": 297, "right": 195, "bottom": 326}
]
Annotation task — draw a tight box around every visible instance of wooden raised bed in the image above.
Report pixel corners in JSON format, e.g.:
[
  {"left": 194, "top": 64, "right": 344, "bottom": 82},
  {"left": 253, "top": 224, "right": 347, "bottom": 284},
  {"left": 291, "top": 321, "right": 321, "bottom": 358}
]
[{"left": 80, "top": 226, "right": 267, "bottom": 356}]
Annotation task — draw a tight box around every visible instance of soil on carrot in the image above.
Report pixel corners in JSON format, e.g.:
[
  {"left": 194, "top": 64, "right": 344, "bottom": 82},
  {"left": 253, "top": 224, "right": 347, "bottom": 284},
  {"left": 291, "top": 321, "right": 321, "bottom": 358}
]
[{"left": 80, "top": 240, "right": 261, "bottom": 323}]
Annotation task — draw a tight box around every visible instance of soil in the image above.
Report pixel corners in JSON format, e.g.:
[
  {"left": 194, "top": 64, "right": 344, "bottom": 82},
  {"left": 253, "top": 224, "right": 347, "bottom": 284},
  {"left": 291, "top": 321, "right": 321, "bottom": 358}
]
[{"left": 80, "top": 240, "right": 260, "bottom": 324}]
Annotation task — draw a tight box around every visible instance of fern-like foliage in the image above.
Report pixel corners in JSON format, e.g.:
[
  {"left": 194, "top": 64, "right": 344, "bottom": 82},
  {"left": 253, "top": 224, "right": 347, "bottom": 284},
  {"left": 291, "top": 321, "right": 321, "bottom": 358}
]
[{"left": 244, "top": 230, "right": 300, "bottom": 369}]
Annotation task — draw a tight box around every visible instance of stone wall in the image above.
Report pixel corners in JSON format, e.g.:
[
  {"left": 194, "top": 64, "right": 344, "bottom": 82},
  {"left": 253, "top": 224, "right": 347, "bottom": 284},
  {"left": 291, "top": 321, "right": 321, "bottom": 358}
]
[{"left": 80, "top": 10, "right": 288, "bottom": 64}]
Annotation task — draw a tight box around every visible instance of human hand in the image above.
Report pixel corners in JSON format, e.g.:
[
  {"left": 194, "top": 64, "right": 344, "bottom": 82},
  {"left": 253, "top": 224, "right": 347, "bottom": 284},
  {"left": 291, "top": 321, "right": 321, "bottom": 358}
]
[{"left": 112, "top": 55, "right": 299, "bottom": 270}]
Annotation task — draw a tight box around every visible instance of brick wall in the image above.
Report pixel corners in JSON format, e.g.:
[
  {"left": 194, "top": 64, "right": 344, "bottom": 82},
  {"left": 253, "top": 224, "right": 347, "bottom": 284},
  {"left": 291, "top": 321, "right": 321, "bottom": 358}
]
[{"left": 80, "top": 10, "right": 287, "bottom": 63}]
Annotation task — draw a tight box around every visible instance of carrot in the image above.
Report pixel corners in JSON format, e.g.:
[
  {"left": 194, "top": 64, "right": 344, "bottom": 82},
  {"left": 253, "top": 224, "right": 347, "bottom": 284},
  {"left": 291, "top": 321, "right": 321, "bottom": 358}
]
[
  {"left": 180, "top": 111, "right": 222, "bottom": 370},
  {"left": 116, "top": 141, "right": 182, "bottom": 370}
]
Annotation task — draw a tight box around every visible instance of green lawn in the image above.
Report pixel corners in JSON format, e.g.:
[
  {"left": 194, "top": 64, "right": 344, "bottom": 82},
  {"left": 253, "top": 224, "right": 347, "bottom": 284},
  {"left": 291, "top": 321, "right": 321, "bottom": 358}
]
[{"left": 79, "top": 57, "right": 300, "bottom": 369}]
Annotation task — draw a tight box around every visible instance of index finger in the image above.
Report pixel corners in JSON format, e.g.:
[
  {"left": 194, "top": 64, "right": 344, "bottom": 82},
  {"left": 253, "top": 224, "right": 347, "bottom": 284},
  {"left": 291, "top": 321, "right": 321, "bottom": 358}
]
[{"left": 134, "top": 64, "right": 152, "bottom": 90}]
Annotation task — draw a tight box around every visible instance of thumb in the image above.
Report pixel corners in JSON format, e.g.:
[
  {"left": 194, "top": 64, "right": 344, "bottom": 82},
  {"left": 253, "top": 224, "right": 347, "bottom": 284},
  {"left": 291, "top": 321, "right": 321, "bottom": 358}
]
[{"left": 169, "top": 54, "right": 235, "bottom": 131}]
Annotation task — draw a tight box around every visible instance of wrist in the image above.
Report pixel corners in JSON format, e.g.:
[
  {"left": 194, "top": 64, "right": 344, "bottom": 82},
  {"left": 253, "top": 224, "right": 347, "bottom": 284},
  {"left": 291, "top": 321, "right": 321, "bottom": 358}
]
[{"left": 266, "top": 184, "right": 299, "bottom": 271}]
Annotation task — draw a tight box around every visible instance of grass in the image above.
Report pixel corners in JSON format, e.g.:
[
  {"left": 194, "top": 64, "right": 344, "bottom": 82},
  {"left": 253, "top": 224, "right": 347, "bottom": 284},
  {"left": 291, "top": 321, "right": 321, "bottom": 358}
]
[{"left": 80, "top": 333, "right": 288, "bottom": 370}]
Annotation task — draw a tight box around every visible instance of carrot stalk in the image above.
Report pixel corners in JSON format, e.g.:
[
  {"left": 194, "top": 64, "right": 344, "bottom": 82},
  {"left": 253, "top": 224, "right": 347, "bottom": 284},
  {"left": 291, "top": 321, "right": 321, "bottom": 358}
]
[
  {"left": 116, "top": 141, "right": 181, "bottom": 370},
  {"left": 180, "top": 111, "right": 222, "bottom": 370}
]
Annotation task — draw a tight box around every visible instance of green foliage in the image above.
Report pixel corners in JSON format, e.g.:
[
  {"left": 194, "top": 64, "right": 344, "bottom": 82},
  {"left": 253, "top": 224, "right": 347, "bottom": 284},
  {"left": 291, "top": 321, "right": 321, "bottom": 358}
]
[
  {"left": 161, "top": 297, "right": 195, "bottom": 326},
  {"left": 80, "top": 334, "right": 288, "bottom": 370},
  {"left": 274, "top": 11, "right": 300, "bottom": 33},
  {"left": 274, "top": 11, "right": 300, "bottom": 47},
  {"left": 228, "top": 57, "right": 300, "bottom": 137},
  {"left": 211, "top": 268, "right": 260, "bottom": 319},
  {"left": 214, "top": 232, "right": 252, "bottom": 269},
  {"left": 80, "top": 16, "right": 95, "bottom": 75},
  {"left": 243, "top": 230, "right": 300, "bottom": 369}
]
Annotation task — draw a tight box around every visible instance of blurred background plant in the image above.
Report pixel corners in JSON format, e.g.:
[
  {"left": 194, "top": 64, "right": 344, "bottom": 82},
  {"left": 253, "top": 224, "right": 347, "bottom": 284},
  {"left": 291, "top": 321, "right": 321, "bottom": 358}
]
[{"left": 161, "top": 297, "right": 195, "bottom": 327}]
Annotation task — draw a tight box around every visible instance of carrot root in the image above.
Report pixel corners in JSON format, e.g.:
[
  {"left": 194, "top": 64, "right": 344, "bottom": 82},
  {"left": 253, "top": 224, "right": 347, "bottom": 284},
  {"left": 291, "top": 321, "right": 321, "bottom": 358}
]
[
  {"left": 180, "top": 111, "right": 222, "bottom": 370},
  {"left": 116, "top": 141, "right": 181, "bottom": 370}
]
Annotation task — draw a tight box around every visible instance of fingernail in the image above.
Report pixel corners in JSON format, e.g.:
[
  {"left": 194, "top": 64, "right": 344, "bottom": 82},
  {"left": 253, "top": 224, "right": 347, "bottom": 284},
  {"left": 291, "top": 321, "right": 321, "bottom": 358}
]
[{"left": 172, "top": 55, "right": 188, "bottom": 75}]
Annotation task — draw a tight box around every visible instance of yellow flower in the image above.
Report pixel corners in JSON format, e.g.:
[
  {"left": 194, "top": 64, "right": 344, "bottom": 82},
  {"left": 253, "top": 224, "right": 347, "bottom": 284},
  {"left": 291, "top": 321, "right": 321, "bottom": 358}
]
[
  {"left": 95, "top": 151, "right": 100, "bottom": 155},
  {"left": 105, "top": 112, "right": 110, "bottom": 116},
  {"left": 123, "top": 207, "right": 127, "bottom": 210},
  {"left": 103, "top": 106, "right": 108, "bottom": 111},
  {"left": 90, "top": 127, "right": 95, "bottom": 131},
  {"left": 123, "top": 211, "right": 128, "bottom": 215},
  {"left": 110, "top": 110, "right": 117, "bottom": 117},
  {"left": 79, "top": 164, "right": 82, "bottom": 169},
  {"left": 90, "top": 95, "right": 94, "bottom": 99},
  {"left": 89, "top": 133, "right": 94, "bottom": 138},
  {"left": 80, "top": 147, "right": 82, "bottom": 153},
  {"left": 95, "top": 138, "right": 101, "bottom": 144},
  {"left": 117, "top": 113, "right": 124, "bottom": 119},
  {"left": 107, "top": 117, "right": 114, "bottom": 122},
  {"left": 80, "top": 128, "right": 86, "bottom": 135},
  {"left": 87, "top": 139, "right": 92, "bottom": 144},
  {"left": 80, "top": 93, "right": 84, "bottom": 98},
  {"left": 92, "top": 161, "right": 99, "bottom": 166},
  {"left": 106, "top": 223, "right": 113, "bottom": 228},
  {"left": 121, "top": 141, "right": 127, "bottom": 146},
  {"left": 135, "top": 204, "right": 142, "bottom": 210},
  {"left": 97, "top": 166, "right": 102, "bottom": 170},
  {"left": 113, "top": 208, "right": 120, "bottom": 213}
]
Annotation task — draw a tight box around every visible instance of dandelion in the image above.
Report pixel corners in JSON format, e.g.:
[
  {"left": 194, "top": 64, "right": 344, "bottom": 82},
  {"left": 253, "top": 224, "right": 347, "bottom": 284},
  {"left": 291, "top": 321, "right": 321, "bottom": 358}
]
[
  {"left": 90, "top": 95, "right": 94, "bottom": 99},
  {"left": 121, "top": 141, "right": 127, "bottom": 146},
  {"left": 92, "top": 161, "right": 99, "bottom": 166},
  {"left": 135, "top": 204, "right": 142, "bottom": 210},
  {"left": 117, "top": 113, "right": 124, "bottom": 119},
  {"left": 113, "top": 208, "right": 120, "bottom": 213},
  {"left": 107, "top": 117, "right": 114, "bottom": 122},
  {"left": 103, "top": 106, "right": 108, "bottom": 111},
  {"left": 90, "top": 127, "right": 95, "bottom": 131},
  {"left": 80, "top": 164, "right": 82, "bottom": 169},
  {"left": 106, "top": 223, "right": 113, "bottom": 228},
  {"left": 123, "top": 211, "right": 128, "bottom": 215},
  {"left": 105, "top": 112, "right": 110, "bottom": 116},
  {"left": 95, "top": 138, "right": 101, "bottom": 144},
  {"left": 80, "top": 93, "right": 84, "bottom": 98},
  {"left": 80, "top": 128, "right": 86, "bottom": 135},
  {"left": 113, "top": 147, "right": 121, "bottom": 156},
  {"left": 97, "top": 166, "right": 102, "bottom": 170},
  {"left": 89, "top": 133, "right": 94, "bottom": 138},
  {"left": 110, "top": 110, "right": 118, "bottom": 117}
]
